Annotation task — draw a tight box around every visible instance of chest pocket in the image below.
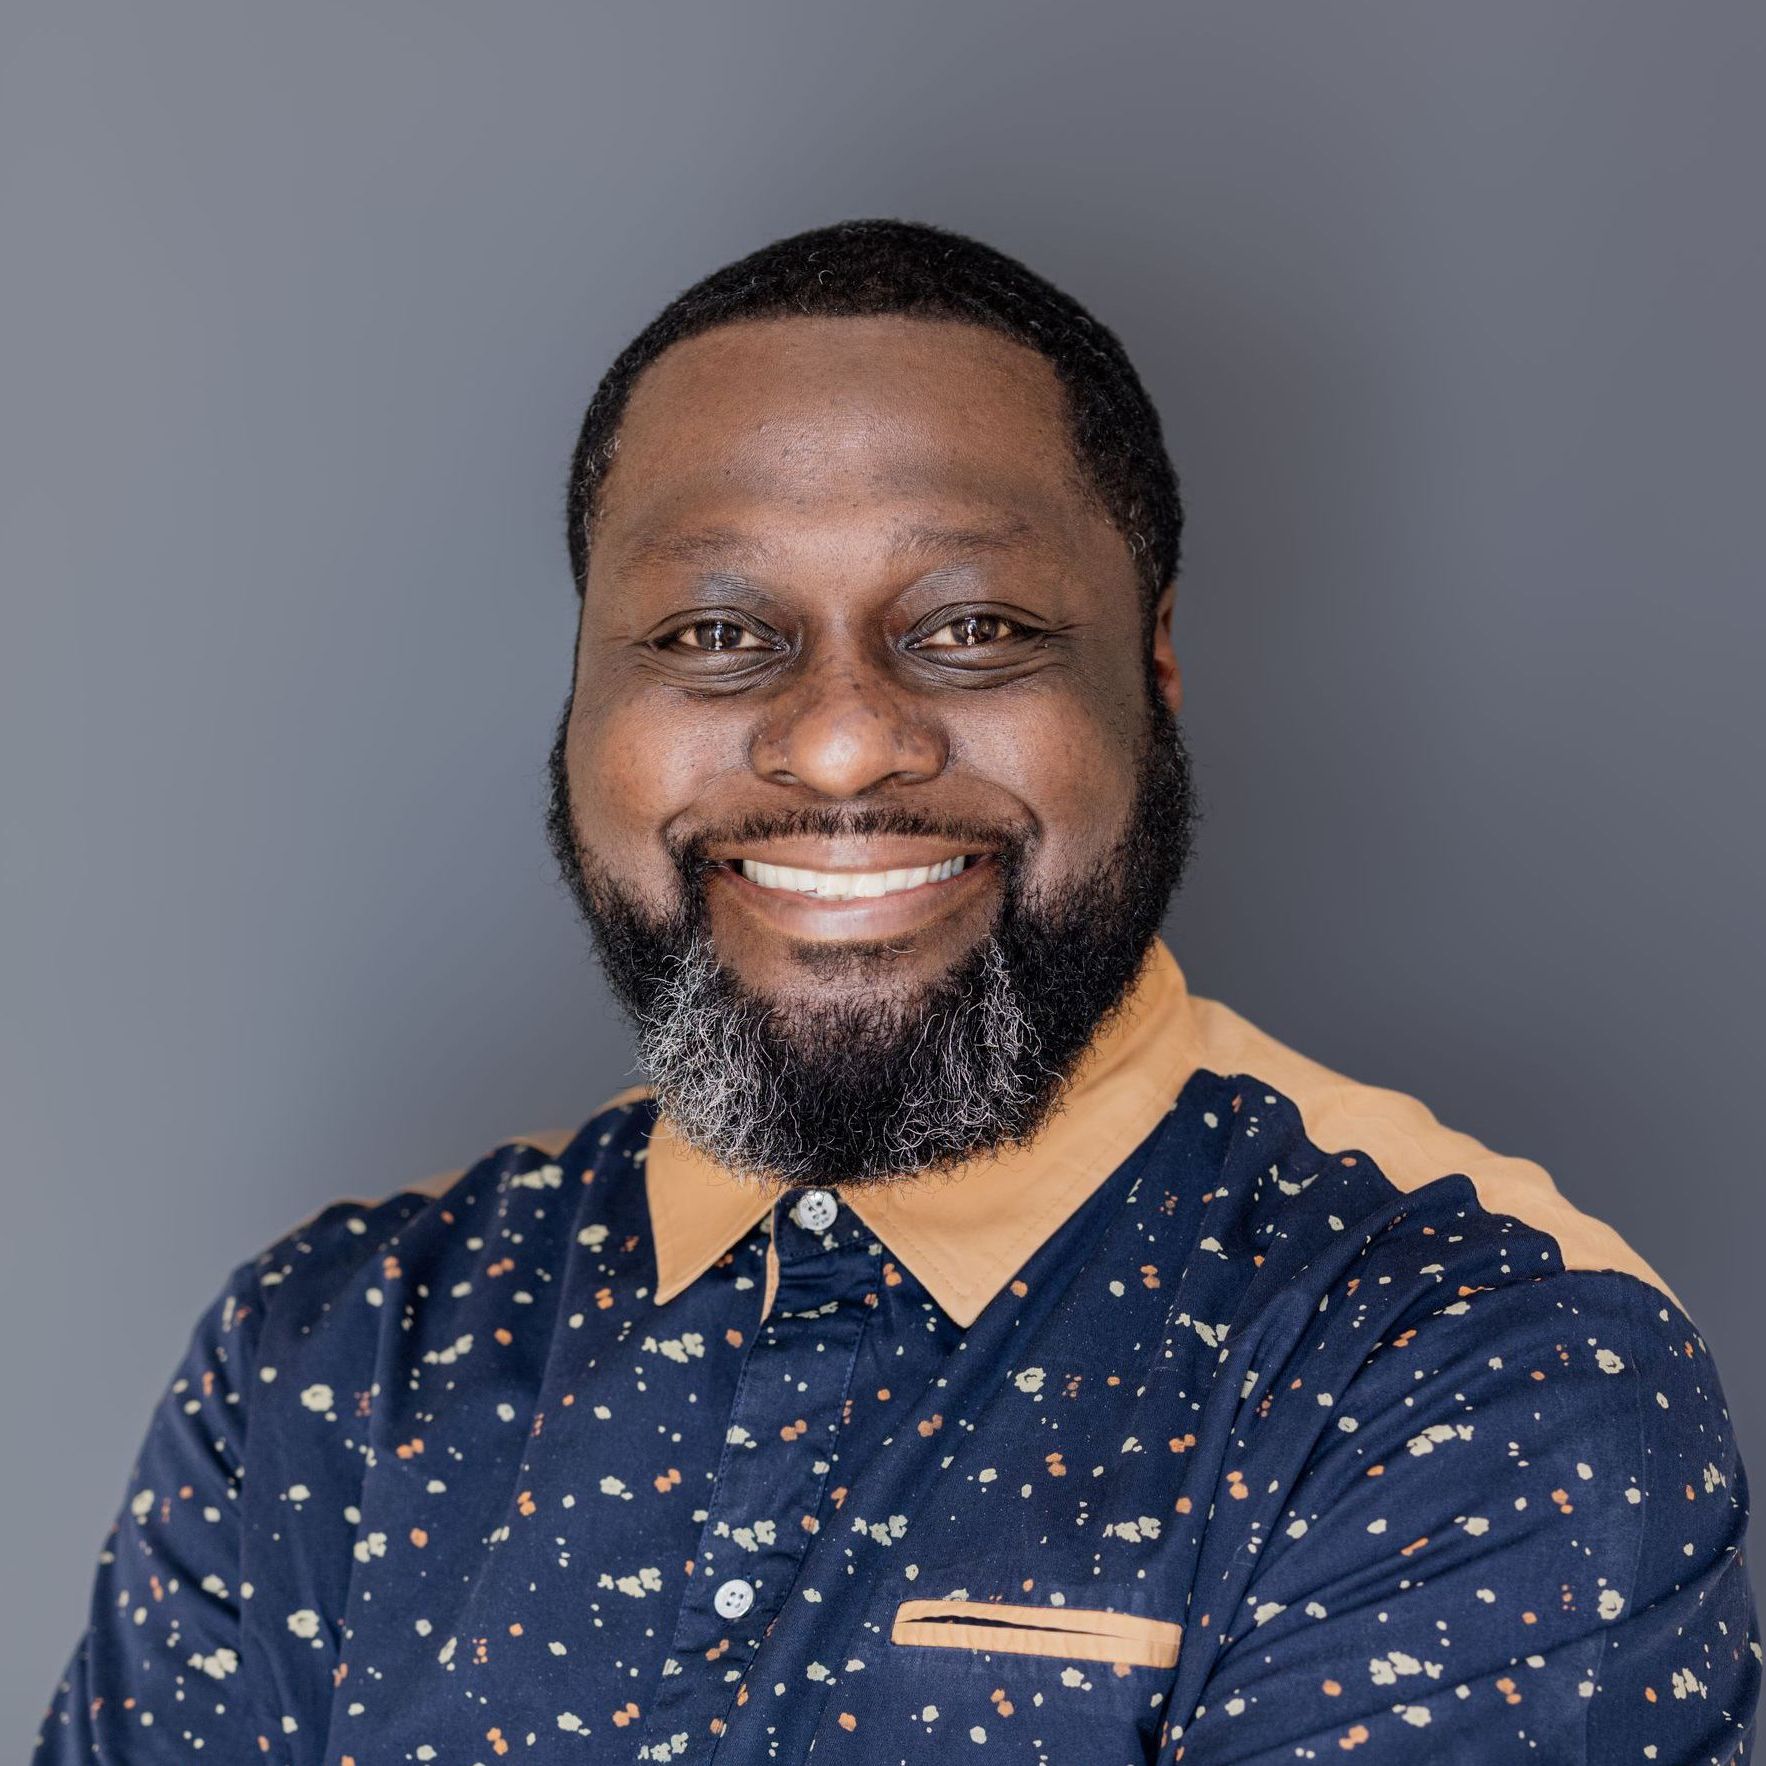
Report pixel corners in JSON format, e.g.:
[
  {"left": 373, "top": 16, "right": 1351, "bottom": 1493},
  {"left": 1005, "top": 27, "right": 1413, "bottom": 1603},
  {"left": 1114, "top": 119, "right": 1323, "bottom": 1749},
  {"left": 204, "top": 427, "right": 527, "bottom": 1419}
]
[{"left": 891, "top": 1598, "right": 1182, "bottom": 1670}]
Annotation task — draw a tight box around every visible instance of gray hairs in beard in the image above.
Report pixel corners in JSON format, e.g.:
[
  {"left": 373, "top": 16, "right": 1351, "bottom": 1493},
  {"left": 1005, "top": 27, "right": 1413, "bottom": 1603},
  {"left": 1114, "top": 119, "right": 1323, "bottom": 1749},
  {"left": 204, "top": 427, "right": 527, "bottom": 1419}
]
[{"left": 634, "top": 932, "right": 1046, "bottom": 1185}]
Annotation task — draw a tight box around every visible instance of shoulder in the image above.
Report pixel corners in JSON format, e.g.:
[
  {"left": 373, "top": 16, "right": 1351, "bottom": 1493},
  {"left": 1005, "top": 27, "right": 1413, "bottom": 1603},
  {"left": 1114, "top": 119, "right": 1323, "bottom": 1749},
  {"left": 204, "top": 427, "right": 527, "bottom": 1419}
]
[
  {"left": 1171, "top": 987, "right": 1746, "bottom": 1493},
  {"left": 240, "top": 1086, "right": 659, "bottom": 1326},
  {"left": 1177, "top": 991, "right": 1748, "bottom": 1553},
  {"left": 1185, "top": 988, "right": 1680, "bottom": 1308},
  {"left": 394, "top": 1084, "right": 656, "bottom": 1202}
]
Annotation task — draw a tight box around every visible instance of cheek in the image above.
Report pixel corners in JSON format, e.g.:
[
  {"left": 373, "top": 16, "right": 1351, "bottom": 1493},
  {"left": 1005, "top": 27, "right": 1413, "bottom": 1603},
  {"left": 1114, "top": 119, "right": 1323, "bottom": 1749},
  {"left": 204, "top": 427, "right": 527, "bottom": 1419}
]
[
  {"left": 966, "top": 693, "right": 1141, "bottom": 885},
  {"left": 566, "top": 691, "right": 717, "bottom": 888}
]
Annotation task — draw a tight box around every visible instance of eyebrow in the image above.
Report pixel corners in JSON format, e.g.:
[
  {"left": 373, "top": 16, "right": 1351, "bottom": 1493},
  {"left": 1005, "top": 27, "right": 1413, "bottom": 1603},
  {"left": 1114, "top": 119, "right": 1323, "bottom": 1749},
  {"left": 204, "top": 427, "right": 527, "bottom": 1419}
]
[{"left": 613, "top": 517, "right": 1041, "bottom": 578}]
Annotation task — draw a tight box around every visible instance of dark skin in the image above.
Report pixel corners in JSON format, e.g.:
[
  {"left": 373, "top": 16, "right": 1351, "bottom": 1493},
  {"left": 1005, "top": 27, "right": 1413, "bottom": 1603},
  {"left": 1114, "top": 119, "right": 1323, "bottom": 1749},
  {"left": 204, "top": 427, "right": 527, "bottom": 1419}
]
[{"left": 563, "top": 314, "right": 1183, "bottom": 1012}]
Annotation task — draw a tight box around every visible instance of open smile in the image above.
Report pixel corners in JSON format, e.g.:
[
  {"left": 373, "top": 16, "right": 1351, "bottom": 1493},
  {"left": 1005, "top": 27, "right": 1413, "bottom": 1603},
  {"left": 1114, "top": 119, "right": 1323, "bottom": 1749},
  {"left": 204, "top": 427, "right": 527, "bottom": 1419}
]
[
  {"left": 733, "top": 854, "right": 972, "bottom": 901},
  {"left": 706, "top": 845, "right": 996, "bottom": 942}
]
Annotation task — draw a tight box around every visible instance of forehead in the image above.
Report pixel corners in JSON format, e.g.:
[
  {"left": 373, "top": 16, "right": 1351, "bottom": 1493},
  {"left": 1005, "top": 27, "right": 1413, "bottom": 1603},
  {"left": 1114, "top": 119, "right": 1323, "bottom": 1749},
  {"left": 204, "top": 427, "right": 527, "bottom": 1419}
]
[{"left": 591, "top": 315, "right": 1107, "bottom": 573}]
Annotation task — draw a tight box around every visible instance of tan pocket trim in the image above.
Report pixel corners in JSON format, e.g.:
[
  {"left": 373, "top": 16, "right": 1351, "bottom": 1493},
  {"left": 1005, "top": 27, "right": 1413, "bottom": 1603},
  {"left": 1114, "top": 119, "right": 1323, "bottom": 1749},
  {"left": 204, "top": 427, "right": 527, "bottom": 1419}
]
[{"left": 891, "top": 1599, "right": 1182, "bottom": 1670}]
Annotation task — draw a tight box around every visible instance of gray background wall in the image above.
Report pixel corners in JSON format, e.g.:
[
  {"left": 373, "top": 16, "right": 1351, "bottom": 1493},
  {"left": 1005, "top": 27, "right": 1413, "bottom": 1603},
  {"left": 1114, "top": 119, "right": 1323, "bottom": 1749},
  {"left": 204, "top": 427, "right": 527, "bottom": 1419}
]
[{"left": 3, "top": 0, "right": 1761, "bottom": 1738}]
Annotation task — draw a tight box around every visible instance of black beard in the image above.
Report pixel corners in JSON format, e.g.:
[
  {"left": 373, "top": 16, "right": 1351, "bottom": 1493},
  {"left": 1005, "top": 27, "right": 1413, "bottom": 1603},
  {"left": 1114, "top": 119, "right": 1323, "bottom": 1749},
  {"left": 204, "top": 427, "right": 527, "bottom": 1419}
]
[{"left": 543, "top": 699, "right": 1199, "bottom": 1188}]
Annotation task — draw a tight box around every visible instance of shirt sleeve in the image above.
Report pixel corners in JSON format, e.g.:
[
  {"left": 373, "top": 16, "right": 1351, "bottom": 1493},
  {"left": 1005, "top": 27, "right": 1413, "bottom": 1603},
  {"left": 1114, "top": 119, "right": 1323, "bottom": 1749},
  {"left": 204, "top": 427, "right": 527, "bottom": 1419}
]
[
  {"left": 33, "top": 1255, "right": 270, "bottom": 1762},
  {"left": 1165, "top": 1272, "right": 1759, "bottom": 1764}
]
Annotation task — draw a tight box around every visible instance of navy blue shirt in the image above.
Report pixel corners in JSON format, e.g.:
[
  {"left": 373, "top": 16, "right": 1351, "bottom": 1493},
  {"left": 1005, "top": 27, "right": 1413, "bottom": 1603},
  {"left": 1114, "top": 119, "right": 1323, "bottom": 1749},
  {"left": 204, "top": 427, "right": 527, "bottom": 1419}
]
[{"left": 37, "top": 942, "right": 1759, "bottom": 1761}]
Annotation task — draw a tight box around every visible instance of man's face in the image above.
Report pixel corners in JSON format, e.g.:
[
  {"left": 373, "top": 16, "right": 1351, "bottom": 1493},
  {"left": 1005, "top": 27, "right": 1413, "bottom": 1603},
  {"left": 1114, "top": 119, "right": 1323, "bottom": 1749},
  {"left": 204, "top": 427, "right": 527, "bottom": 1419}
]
[{"left": 550, "top": 314, "right": 1193, "bottom": 1183}]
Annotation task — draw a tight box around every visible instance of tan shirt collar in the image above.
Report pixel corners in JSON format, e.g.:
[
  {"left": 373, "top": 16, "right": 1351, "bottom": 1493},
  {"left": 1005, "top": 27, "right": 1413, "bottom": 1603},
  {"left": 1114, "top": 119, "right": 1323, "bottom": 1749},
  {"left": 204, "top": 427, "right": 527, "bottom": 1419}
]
[{"left": 645, "top": 937, "right": 1199, "bottom": 1328}]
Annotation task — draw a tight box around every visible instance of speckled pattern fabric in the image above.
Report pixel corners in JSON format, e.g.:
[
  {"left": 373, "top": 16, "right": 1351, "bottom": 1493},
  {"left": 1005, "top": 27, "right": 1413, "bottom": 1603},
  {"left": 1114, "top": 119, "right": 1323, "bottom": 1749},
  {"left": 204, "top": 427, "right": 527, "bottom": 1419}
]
[
  {"left": 36, "top": 959, "right": 1759, "bottom": 1762},
  {"left": 36, "top": 1092, "right": 1757, "bottom": 1762}
]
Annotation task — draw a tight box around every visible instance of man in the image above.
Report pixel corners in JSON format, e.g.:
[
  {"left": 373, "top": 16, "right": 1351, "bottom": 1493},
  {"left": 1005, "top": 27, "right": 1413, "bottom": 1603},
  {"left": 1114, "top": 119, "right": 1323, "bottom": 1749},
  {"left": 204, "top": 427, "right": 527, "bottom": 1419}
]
[{"left": 38, "top": 218, "right": 1756, "bottom": 1763}]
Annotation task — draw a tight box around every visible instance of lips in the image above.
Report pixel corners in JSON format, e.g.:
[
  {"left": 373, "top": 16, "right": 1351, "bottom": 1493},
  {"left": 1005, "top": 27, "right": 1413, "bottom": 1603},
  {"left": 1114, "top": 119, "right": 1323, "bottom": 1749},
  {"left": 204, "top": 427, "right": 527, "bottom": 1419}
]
[{"left": 736, "top": 855, "right": 971, "bottom": 901}]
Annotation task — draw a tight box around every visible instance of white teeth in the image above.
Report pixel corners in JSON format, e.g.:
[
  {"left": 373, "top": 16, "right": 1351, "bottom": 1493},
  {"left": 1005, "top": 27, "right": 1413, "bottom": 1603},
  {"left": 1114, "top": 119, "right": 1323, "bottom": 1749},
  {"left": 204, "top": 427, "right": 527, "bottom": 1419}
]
[{"left": 738, "top": 855, "right": 970, "bottom": 900}]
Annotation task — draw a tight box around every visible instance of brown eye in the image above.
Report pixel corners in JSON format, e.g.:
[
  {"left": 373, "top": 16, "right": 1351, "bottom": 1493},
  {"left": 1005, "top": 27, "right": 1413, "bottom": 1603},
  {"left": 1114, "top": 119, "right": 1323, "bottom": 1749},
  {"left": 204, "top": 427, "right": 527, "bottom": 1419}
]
[
  {"left": 670, "top": 619, "right": 766, "bottom": 653},
  {"left": 918, "top": 613, "right": 1023, "bottom": 649}
]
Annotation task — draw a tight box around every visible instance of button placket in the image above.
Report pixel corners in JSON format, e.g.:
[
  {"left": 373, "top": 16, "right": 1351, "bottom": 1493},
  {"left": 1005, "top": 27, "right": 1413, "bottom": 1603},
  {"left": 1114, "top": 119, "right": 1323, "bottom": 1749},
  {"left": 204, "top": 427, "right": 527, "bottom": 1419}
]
[{"left": 640, "top": 1200, "right": 877, "bottom": 1755}]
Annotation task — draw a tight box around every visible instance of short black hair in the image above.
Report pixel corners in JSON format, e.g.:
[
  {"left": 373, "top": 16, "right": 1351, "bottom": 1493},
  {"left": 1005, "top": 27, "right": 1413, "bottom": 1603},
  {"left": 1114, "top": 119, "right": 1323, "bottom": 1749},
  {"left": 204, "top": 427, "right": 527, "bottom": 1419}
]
[{"left": 565, "top": 217, "right": 1182, "bottom": 610}]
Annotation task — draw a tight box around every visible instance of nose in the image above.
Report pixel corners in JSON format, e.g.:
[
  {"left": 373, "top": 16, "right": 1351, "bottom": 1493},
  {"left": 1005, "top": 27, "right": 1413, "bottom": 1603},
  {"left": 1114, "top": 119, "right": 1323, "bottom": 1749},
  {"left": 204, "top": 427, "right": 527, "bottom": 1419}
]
[{"left": 749, "top": 659, "right": 948, "bottom": 798}]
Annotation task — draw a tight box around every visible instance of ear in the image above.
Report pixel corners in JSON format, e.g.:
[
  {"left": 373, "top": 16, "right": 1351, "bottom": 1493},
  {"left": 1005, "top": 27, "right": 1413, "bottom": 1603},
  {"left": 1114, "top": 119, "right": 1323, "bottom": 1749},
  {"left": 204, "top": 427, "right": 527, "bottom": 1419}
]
[{"left": 1150, "top": 581, "right": 1183, "bottom": 718}]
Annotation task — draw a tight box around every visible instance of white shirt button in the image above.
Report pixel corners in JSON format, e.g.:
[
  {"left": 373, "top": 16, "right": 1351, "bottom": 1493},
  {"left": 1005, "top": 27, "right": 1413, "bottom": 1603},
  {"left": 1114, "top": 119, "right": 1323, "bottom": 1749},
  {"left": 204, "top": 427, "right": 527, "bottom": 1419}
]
[
  {"left": 713, "top": 1577, "right": 755, "bottom": 1621},
  {"left": 793, "top": 1188, "right": 839, "bottom": 1233}
]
